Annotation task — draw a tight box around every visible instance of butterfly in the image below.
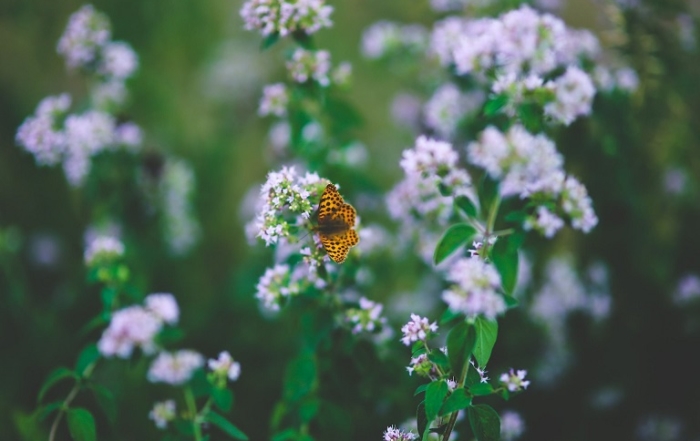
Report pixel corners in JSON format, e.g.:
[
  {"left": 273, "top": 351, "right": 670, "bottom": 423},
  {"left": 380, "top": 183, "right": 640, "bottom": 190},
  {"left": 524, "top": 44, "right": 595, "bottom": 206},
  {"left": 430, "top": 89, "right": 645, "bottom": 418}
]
[{"left": 315, "top": 184, "right": 359, "bottom": 264}]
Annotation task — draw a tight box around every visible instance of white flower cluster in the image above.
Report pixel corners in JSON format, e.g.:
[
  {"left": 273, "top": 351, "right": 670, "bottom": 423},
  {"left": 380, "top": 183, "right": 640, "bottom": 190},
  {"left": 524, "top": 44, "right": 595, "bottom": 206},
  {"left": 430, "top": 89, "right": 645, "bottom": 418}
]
[
  {"left": 16, "top": 5, "right": 142, "bottom": 186},
  {"left": 147, "top": 350, "right": 204, "bottom": 385},
  {"left": 57, "top": 5, "right": 138, "bottom": 110},
  {"left": 84, "top": 234, "right": 124, "bottom": 265},
  {"left": 286, "top": 48, "right": 332, "bottom": 86},
  {"left": 149, "top": 400, "right": 176, "bottom": 429},
  {"left": 249, "top": 166, "right": 324, "bottom": 246},
  {"left": 97, "top": 293, "right": 180, "bottom": 358},
  {"left": 467, "top": 125, "right": 598, "bottom": 235},
  {"left": 400, "top": 314, "right": 438, "bottom": 346},
  {"left": 437, "top": 6, "right": 598, "bottom": 77},
  {"left": 388, "top": 136, "right": 473, "bottom": 232},
  {"left": 208, "top": 351, "right": 241, "bottom": 381},
  {"left": 674, "top": 274, "right": 700, "bottom": 305},
  {"left": 441, "top": 257, "right": 506, "bottom": 320},
  {"left": 160, "top": 159, "right": 201, "bottom": 255},
  {"left": 361, "top": 21, "right": 428, "bottom": 59},
  {"left": 500, "top": 410, "right": 526, "bottom": 441},
  {"left": 423, "top": 83, "right": 484, "bottom": 139},
  {"left": 383, "top": 426, "right": 418, "bottom": 441},
  {"left": 240, "top": 0, "right": 333, "bottom": 37},
  {"left": 593, "top": 66, "right": 640, "bottom": 94},
  {"left": 259, "top": 83, "right": 289, "bottom": 117},
  {"left": 255, "top": 264, "right": 299, "bottom": 311},
  {"left": 543, "top": 66, "right": 596, "bottom": 125},
  {"left": 16, "top": 96, "right": 141, "bottom": 186},
  {"left": 346, "top": 297, "right": 387, "bottom": 334},
  {"left": 500, "top": 368, "right": 530, "bottom": 392}
]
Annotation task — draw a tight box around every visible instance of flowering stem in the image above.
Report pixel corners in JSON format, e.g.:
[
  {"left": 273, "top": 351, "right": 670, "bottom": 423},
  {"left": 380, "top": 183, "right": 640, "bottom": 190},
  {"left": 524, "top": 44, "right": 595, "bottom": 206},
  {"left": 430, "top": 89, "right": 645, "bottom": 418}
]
[
  {"left": 184, "top": 386, "right": 203, "bottom": 441},
  {"left": 441, "top": 360, "right": 470, "bottom": 441}
]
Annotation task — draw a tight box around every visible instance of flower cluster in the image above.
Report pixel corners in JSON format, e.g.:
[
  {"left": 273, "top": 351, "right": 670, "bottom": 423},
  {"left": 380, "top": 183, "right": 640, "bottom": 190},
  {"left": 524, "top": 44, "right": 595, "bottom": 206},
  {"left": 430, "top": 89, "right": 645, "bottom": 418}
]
[
  {"left": 255, "top": 264, "right": 300, "bottom": 311},
  {"left": 360, "top": 21, "right": 428, "bottom": 59},
  {"left": 149, "top": 400, "right": 176, "bottom": 429},
  {"left": 500, "top": 410, "right": 526, "bottom": 440},
  {"left": 400, "top": 314, "right": 438, "bottom": 346},
  {"left": 423, "top": 83, "right": 484, "bottom": 139},
  {"left": 467, "top": 125, "right": 598, "bottom": 235},
  {"left": 248, "top": 166, "right": 325, "bottom": 246},
  {"left": 147, "top": 350, "right": 204, "bottom": 385},
  {"left": 543, "top": 66, "right": 596, "bottom": 125},
  {"left": 441, "top": 257, "right": 506, "bottom": 320},
  {"left": 84, "top": 234, "right": 124, "bottom": 266},
  {"left": 208, "top": 351, "right": 241, "bottom": 382},
  {"left": 499, "top": 368, "right": 530, "bottom": 392},
  {"left": 383, "top": 426, "right": 418, "bottom": 441},
  {"left": 159, "top": 159, "right": 201, "bottom": 255},
  {"left": 346, "top": 297, "right": 387, "bottom": 334},
  {"left": 240, "top": 0, "right": 333, "bottom": 37},
  {"left": 16, "top": 5, "right": 143, "bottom": 186},
  {"left": 259, "top": 83, "right": 289, "bottom": 117},
  {"left": 286, "top": 48, "right": 332, "bottom": 86},
  {"left": 57, "top": 4, "right": 138, "bottom": 109},
  {"left": 97, "top": 293, "right": 179, "bottom": 358},
  {"left": 673, "top": 274, "right": 700, "bottom": 305},
  {"left": 388, "top": 136, "right": 472, "bottom": 231}
]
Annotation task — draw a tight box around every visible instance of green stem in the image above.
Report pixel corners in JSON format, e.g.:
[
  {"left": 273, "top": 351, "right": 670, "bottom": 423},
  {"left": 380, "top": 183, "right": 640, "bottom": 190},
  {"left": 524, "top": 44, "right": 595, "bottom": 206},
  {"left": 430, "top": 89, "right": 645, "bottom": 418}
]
[
  {"left": 48, "top": 383, "right": 81, "bottom": 441},
  {"left": 184, "top": 386, "right": 203, "bottom": 441},
  {"left": 441, "top": 361, "right": 470, "bottom": 441},
  {"left": 486, "top": 195, "right": 501, "bottom": 235}
]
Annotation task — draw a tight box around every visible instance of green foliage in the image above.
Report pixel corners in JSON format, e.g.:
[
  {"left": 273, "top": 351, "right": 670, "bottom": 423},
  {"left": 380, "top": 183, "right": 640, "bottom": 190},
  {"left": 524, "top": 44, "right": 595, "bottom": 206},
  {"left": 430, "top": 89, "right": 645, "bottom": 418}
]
[
  {"left": 433, "top": 224, "right": 477, "bottom": 265},
  {"left": 467, "top": 404, "right": 500, "bottom": 441},
  {"left": 90, "top": 384, "right": 117, "bottom": 424},
  {"left": 473, "top": 317, "right": 498, "bottom": 368},
  {"left": 425, "top": 380, "right": 449, "bottom": 422},
  {"left": 206, "top": 412, "right": 249, "bottom": 440},
  {"left": 439, "top": 388, "right": 471, "bottom": 416},
  {"left": 490, "top": 233, "right": 523, "bottom": 296},
  {"left": 446, "top": 322, "right": 476, "bottom": 379},
  {"left": 37, "top": 367, "right": 77, "bottom": 403},
  {"left": 67, "top": 408, "right": 97, "bottom": 441}
]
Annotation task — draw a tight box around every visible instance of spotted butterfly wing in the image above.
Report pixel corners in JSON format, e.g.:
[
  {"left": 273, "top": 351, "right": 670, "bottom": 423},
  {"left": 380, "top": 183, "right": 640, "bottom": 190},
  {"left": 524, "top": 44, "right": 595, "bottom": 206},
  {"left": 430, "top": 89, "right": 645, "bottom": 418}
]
[{"left": 316, "top": 184, "right": 359, "bottom": 263}]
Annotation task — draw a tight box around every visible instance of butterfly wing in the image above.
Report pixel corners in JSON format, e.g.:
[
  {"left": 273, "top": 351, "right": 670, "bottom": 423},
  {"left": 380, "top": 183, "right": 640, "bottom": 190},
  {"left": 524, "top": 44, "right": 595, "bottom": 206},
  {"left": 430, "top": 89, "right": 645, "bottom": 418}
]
[
  {"left": 317, "top": 184, "right": 345, "bottom": 223},
  {"left": 319, "top": 233, "right": 350, "bottom": 263}
]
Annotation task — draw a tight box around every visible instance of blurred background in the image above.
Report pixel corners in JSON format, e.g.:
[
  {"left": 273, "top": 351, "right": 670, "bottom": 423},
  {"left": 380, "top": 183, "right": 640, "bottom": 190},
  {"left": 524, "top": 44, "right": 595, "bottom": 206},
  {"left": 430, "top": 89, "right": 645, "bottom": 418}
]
[{"left": 2, "top": 0, "right": 700, "bottom": 440}]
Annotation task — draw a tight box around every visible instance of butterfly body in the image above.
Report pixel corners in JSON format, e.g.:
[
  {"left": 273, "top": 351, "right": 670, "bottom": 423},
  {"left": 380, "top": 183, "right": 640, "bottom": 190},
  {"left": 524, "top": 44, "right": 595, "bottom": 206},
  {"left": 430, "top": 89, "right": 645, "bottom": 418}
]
[{"left": 316, "top": 184, "right": 359, "bottom": 263}]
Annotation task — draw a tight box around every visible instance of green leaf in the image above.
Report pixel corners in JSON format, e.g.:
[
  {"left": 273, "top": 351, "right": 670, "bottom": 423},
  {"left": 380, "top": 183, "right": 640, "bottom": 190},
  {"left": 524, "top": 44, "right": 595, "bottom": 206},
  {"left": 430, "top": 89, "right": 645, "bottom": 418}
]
[
  {"left": 427, "top": 349, "right": 450, "bottom": 370},
  {"left": 38, "top": 367, "right": 77, "bottom": 403},
  {"left": 439, "top": 308, "right": 462, "bottom": 326},
  {"left": 491, "top": 234, "right": 522, "bottom": 295},
  {"left": 67, "top": 408, "right": 97, "bottom": 441},
  {"left": 455, "top": 195, "right": 478, "bottom": 218},
  {"left": 261, "top": 33, "right": 280, "bottom": 50},
  {"left": 283, "top": 351, "right": 317, "bottom": 403},
  {"left": 465, "top": 366, "right": 483, "bottom": 387},
  {"left": 483, "top": 94, "right": 508, "bottom": 116},
  {"left": 446, "top": 322, "right": 476, "bottom": 379},
  {"left": 271, "top": 429, "right": 298, "bottom": 441},
  {"left": 34, "top": 401, "right": 63, "bottom": 421},
  {"left": 207, "top": 411, "right": 249, "bottom": 440},
  {"left": 416, "top": 401, "right": 428, "bottom": 439},
  {"left": 473, "top": 317, "right": 498, "bottom": 368},
  {"left": 79, "top": 312, "right": 110, "bottom": 337},
  {"left": 425, "top": 381, "right": 449, "bottom": 422},
  {"left": 414, "top": 384, "right": 429, "bottom": 396},
  {"left": 469, "top": 383, "right": 494, "bottom": 396},
  {"left": 433, "top": 224, "right": 477, "bottom": 265},
  {"left": 75, "top": 344, "right": 99, "bottom": 377},
  {"left": 468, "top": 404, "right": 500, "bottom": 441},
  {"left": 504, "top": 295, "right": 519, "bottom": 308},
  {"left": 439, "top": 388, "right": 471, "bottom": 416},
  {"left": 299, "top": 398, "right": 320, "bottom": 423},
  {"left": 90, "top": 384, "right": 116, "bottom": 424},
  {"left": 477, "top": 176, "right": 500, "bottom": 227},
  {"left": 213, "top": 388, "right": 234, "bottom": 412}
]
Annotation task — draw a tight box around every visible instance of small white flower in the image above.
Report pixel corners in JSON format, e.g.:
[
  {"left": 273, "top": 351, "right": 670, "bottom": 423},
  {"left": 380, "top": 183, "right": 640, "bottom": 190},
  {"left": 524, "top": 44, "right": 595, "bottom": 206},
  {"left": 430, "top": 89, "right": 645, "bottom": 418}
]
[
  {"left": 442, "top": 258, "right": 505, "bottom": 319},
  {"left": 258, "top": 83, "right": 289, "bottom": 117},
  {"left": 400, "top": 314, "right": 438, "bottom": 346},
  {"left": 99, "top": 41, "right": 138, "bottom": 80},
  {"left": 149, "top": 400, "right": 176, "bottom": 429},
  {"left": 147, "top": 350, "right": 204, "bottom": 385},
  {"left": 145, "top": 293, "right": 180, "bottom": 325},
  {"left": 57, "top": 5, "right": 111, "bottom": 70},
  {"left": 384, "top": 425, "right": 418, "bottom": 441},
  {"left": 97, "top": 306, "right": 162, "bottom": 358},
  {"left": 500, "top": 368, "right": 530, "bottom": 392},
  {"left": 84, "top": 235, "right": 124, "bottom": 265},
  {"left": 208, "top": 351, "right": 241, "bottom": 381},
  {"left": 501, "top": 410, "right": 525, "bottom": 440}
]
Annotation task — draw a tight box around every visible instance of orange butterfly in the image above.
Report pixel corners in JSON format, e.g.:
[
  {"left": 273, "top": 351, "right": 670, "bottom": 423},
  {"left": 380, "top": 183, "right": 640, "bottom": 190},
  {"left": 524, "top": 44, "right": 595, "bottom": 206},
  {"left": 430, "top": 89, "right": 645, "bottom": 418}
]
[{"left": 316, "top": 184, "right": 359, "bottom": 263}]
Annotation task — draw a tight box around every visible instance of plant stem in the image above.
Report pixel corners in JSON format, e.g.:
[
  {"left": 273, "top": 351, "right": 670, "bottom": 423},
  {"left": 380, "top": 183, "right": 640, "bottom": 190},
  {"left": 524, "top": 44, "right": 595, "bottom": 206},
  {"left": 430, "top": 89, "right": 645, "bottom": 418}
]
[
  {"left": 441, "top": 355, "right": 471, "bottom": 441},
  {"left": 184, "top": 386, "right": 203, "bottom": 441},
  {"left": 48, "top": 382, "right": 80, "bottom": 441}
]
